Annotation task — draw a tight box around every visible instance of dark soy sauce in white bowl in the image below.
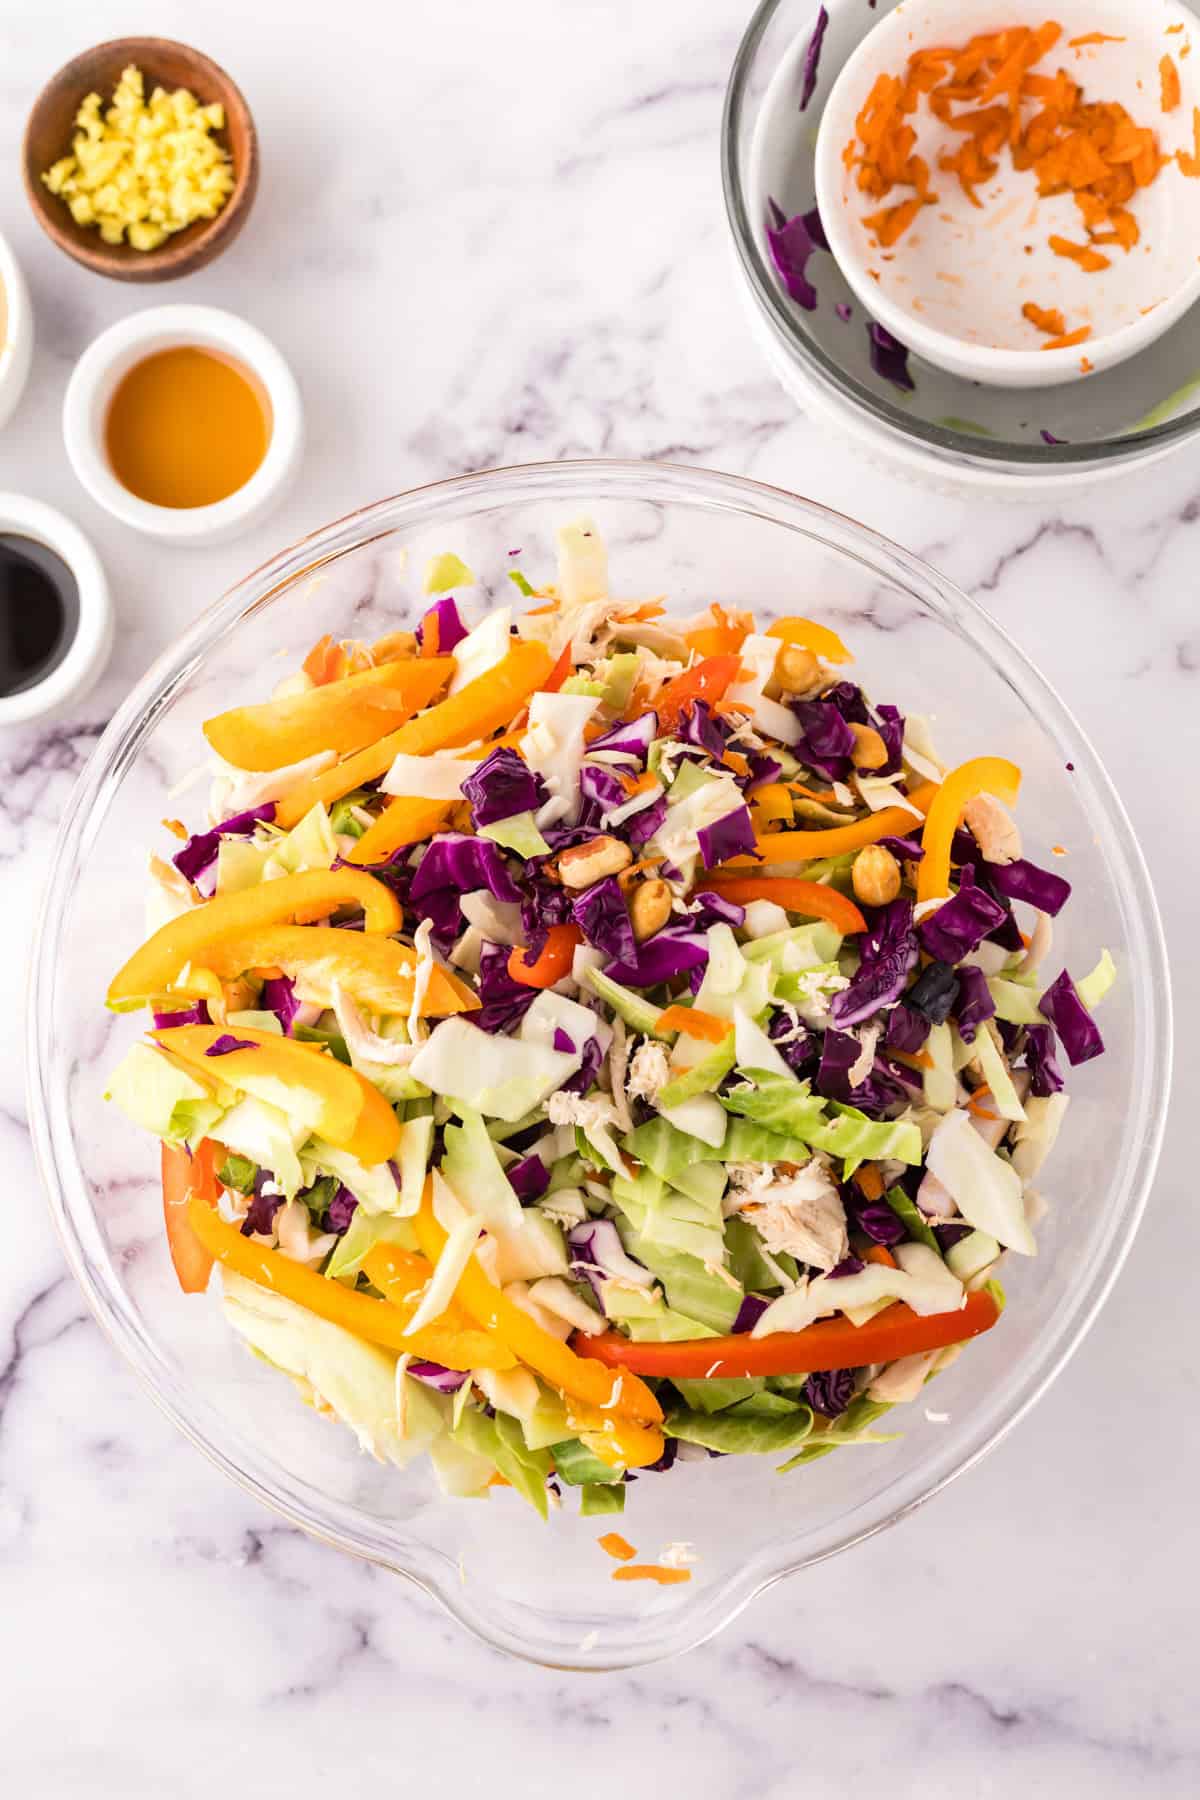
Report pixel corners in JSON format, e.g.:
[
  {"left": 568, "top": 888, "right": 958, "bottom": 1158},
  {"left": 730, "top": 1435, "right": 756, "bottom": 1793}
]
[{"left": 0, "top": 533, "right": 79, "bottom": 698}]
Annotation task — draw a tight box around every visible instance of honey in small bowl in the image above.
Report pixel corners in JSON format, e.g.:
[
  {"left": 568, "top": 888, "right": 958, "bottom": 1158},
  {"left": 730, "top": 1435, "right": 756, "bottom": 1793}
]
[{"left": 105, "top": 344, "right": 271, "bottom": 509}]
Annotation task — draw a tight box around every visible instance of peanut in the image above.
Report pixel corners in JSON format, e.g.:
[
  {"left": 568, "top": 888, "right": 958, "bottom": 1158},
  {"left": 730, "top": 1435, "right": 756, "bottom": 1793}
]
[
  {"left": 852, "top": 843, "right": 901, "bottom": 907},
  {"left": 848, "top": 722, "right": 888, "bottom": 770},
  {"left": 557, "top": 834, "right": 633, "bottom": 889},
  {"left": 629, "top": 878, "right": 673, "bottom": 941},
  {"left": 773, "top": 642, "right": 822, "bottom": 696}
]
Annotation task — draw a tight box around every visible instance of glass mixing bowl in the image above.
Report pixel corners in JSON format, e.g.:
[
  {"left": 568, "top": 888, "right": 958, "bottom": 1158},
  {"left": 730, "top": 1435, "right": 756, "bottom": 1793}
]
[
  {"left": 723, "top": 0, "right": 1200, "bottom": 495},
  {"left": 27, "top": 460, "right": 1170, "bottom": 1668}
]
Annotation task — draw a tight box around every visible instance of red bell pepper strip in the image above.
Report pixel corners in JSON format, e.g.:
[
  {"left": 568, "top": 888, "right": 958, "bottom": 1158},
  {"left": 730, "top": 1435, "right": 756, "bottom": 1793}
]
[{"left": 574, "top": 1290, "right": 1001, "bottom": 1378}]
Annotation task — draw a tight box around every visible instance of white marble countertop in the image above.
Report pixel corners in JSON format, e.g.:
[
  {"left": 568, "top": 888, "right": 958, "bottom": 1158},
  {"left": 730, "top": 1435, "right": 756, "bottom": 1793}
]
[{"left": 0, "top": 0, "right": 1194, "bottom": 1791}]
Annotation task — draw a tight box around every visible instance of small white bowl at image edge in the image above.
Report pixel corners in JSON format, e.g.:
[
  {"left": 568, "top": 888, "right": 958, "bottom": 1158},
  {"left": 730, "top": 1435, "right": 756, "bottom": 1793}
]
[
  {"left": 0, "top": 495, "right": 112, "bottom": 727},
  {"left": 815, "top": 0, "right": 1200, "bottom": 389},
  {"left": 0, "top": 230, "right": 35, "bottom": 430},
  {"left": 63, "top": 304, "right": 304, "bottom": 545}
]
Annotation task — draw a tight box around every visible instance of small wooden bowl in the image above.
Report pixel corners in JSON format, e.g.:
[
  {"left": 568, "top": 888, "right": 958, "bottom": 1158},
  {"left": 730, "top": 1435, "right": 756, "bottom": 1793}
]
[{"left": 23, "top": 37, "right": 258, "bottom": 283}]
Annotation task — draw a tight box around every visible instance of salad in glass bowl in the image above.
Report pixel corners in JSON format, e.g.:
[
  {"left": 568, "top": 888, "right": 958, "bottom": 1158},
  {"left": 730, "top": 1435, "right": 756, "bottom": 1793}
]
[{"left": 104, "top": 518, "right": 1114, "bottom": 1527}]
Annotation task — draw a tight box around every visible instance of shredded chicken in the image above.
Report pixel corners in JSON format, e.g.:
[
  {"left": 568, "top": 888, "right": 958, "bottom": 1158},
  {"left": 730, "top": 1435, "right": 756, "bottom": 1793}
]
[
  {"left": 735, "top": 1155, "right": 848, "bottom": 1272},
  {"left": 625, "top": 1039, "right": 670, "bottom": 1104}
]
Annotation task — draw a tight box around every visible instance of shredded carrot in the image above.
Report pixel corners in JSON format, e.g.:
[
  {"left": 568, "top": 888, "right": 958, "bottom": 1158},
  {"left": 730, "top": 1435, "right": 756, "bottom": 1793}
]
[
  {"left": 1068, "top": 33, "right": 1125, "bottom": 48},
  {"left": 864, "top": 1244, "right": 898, "bottom": 1269},
  {"left": 966, "top": 1084, "right": 999, "bottom": 1119},
  {"left": 1022, "top": 301, "right": 1065, "bottom": 336},
  {"left": 846, "top": 25, "right": 1167, "bottom": 268},
  {"left": 487, "top": 1472, "right": 511, "bottom": 1488},
  {"left": 161, "top": 817, "right": 188, "bottom": 841},
  {"left": 1052, "top": 843, "right": 1066, "bottom": 855},
  {"left": 656, "top": 1004, "right": 734, "bottom": 1043},
  {"left": 1048, "top": 236, "right": 1110, "bottom": 272},
  {"left": 598, "top": 1532, "right": 637, "bottom": 1562},
  {"left": 1162, "top": 54, "right": 1182, "bottom": 113},
  {"left": 524, "top": 601, "right": 559, "bottom": 617},
  {"left": 420, "top": 611, "right": 441, "bottom": 659},
  {"left": 612, "top": 1565, "right": 692, "bottom": 1587},
  {"left": 890, "top": 1048, "right": 934, "bottom": 1072},
  {"left": 855, "top": 1163, "right": 885, "bottom": 1202},
  {"left": 617, "top": 856, "right": 664, "bottom": 891},
  {"left": 1041, "top": 324, "right": 1092, "bottom": 350},
  {"left": 618, "top": 768, "right": 660, "bottom": 800},
  {"left": 722, "top": 749, "right": 751, "bottom": 778},
  {"left": 1178, "top": 108, "right": 1200, "bottom": 177}
]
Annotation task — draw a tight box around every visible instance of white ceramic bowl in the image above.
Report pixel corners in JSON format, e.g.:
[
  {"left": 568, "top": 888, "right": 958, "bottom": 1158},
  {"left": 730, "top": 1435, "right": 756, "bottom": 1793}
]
[
  {"left": 815, "top": 0, "right": 1200, "bottom": 388},
  {"left": 0, "top": 230, "right": 34, "bottom": 431},
  {"left": 62, "top": 304, "right": 304, "bottom": 545},
  {"left": 0, "top": 494, "right": 112, "bottom": 726}
]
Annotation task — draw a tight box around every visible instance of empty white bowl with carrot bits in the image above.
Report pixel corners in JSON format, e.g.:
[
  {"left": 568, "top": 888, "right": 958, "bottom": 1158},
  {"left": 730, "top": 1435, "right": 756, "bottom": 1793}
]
[{"left": 815, "top": 0, "right": 1200, "bottom": 388}]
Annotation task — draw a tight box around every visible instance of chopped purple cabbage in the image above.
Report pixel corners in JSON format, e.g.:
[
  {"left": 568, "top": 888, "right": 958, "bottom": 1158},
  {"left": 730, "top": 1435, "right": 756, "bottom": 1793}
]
[
  {"left": 830, "top": 898, "right": 918, "bottom": 1027},
  {"left": 1023, "top": 1022, "right": 1065, "bottom": 1096},
  {"left": 868, "top": 322, "right": 915, "bottom": 392},
  {"left": 917, "top": 884, "right": 1008, "bottom": 963},
  {"left": 697, "top": 805, "right": 757, "bottom": 870},
  {"left": 1039, "top": 969, "right": 1105, "bottom": 1066},
  {"left": 806, "top": 1366, "right": 856, "bottom": 1417},
  {"left": 461, "top": 746, "right": 546, "bottom": 828},
  {"left": 415, "top": 595, "right": 469, "bottom": 654},
  {"left": 987, "top": 856, "right": 1071, "bottom": 918},
  {"left": 204, "top": 1034, "right": 258, "bottom": 1056},
  {"left": 800, "top": 4, "right": 829, "bottom": 110},
  {"left": 572, "top": 876, "right": 636, "bottom": 964},
  {"left": 954, "top": 965, "right": 997, "bottom": 1043},
  {"left": 172, "top": 803, "right": 276, "bottom": 888},
  {"left": 507, "top": 1154, "right": 550, "bottom": 1202}
]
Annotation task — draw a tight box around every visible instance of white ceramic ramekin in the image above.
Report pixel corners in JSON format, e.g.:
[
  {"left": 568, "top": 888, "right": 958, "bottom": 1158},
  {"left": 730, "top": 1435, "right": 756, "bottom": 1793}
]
[
  {"left": 0, "top": 230, "right": 35, "bottom": 430},
  {"left": 815, "top": 0, "right": 1200, "bottom": 389},
  {"left": 62, "top": 304, "right": 304, "bottom": 545},
  {"left": 0, "top": 494, "right": 112, "bottom": 726}
]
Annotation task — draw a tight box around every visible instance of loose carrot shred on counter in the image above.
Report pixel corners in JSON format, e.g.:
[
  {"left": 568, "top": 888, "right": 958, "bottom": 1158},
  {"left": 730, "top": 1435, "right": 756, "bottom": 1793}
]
[
  {"left": 161, "top": 817, "right": 188, "bottom": 840},
  {"left": 1041, "top": 325, "right": 1093, "bottom": 351},
  {"left": 1080, "top": 355, "right": 1094, "bottom": 373},
  {"left": 611, "top": 1565, "right": 693, "bottom": 1587},
  {"left": 1067, "top": 33, "right": 1125, "bottom": 47},
  {"left": 845, "top": 24, "right": 1168, "bottom": 269},
  {"left": 598, "top": 1532, "right": 637, "bottom": 1563}
]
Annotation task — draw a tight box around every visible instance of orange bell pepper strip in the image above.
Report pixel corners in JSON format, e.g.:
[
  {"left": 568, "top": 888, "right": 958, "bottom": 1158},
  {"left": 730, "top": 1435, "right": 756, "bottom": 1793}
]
[
  {"left": 684, "top": 604, "right": 752, "bottom": 660},
  {"left": 168, "top": 924, "right": 477, "bottom": 1019},
  {"left": 411, "top": 1187, "right": 662, "bottom": 1424},
  {"left": 700, "top": 874, "right": 867, "bottom": 936},
  {"left": 152, "top": 1025, "right": 400, "bottom": 1165},
  {"left": 576, "top": 1289, "right": 1001, "bottom": 1379},
  {"left": 107, "top": 869, "right": 403, "bottom": 1010},
  {"left": 349, "top": 798, "right": 456, "bottom": 867},
  {"left": 274, "top": 640, "right": 552, "bottom": 831},
  {"left": 655, "top": 1004, "right": 734, "bottom": 1043},
  {"left": 161, "top": 1139, "right": 221, "bottom": 1293},
  {"left": 558, "top": 1395, "right": 666, "bottom": 1471},
  {"left": 508, "top": 924, "right": 583, "bottom": 989},
  {"left": 362, "top": 1245, "right": 519, "bottom": 1369},
  {"left": 917, "top": 756, "right": 1021, "bottom": 904},
  {"left": 203, "top": 658, "right": 452, "bottom": 772},
  {"left": 188, "top": 1197, "right": 515, "bottom": 1370},
  {"left": 713, "top": 782, "right": 939, "bottom": 870},
  {"left": 653, "top": 655, "right": 742, "bottom": 735},
  {"left": 766, "top": 616, "right": 853, "bottom": 664}
]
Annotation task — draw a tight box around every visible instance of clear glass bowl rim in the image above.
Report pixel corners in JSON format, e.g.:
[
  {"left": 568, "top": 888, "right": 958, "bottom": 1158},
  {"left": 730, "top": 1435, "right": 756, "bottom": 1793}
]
[
  {"left": 26, "top": 458, "right": 1173, "bottom": 1667},
  {"left": 720, "top": 0, "right": 1200, "bottom": 469}
]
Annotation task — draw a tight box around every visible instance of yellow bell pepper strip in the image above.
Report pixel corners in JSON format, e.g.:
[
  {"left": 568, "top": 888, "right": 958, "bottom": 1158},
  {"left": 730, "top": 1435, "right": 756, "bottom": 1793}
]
[
  {"left": 917, "top": 756, "right": 1022, "bottom": 904},
  {"left": 203, "top": 657, "right": 453, "bottom": 772},
  {"left": 559, "top": 1395, "right": 666, "bottom": 1471},
  {"left": 151, "top": 1025, "right": 400, "bottom": 1165},
  {"left": 411, "top": 1187, "right": 663, "bottom": 1425},
  {"left": 576, "top": 1288, "right": 1002, "bottom": 1378},
  {"left": 713, "top": 782, "right": 938, "bottom": 870},
  {"left": 748, "top": 782, "right": 794, "bottom": 830},
  {"left": 161, "top": 1139, "right": 222, "bottom": 1293},
  {"left": 362, "top": 1245, "right": 518, "bottom": 1369},
  {"left": 766, "top": 616, "right": 853, "bottom": 664},
  {"left": 700, "top": 874, "right": 867, "bottom": 936},
  {"left": 273, "top": 640, "right": 553, "bottom": 830},
  {"left": 188, "top": 1197, "right": 516, "bottom": 1370},
  {"left": 107, "top": 869, "right": 403, "bottom": 1010},
  {"left": 167, "top": 924, "right": 478, "bottom": 1018}
]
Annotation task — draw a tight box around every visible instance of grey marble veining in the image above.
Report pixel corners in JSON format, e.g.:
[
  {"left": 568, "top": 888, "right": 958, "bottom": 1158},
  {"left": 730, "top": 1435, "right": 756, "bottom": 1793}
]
[{"left": 0, "top": 0, "right": 1195, "bottom": 1791}]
